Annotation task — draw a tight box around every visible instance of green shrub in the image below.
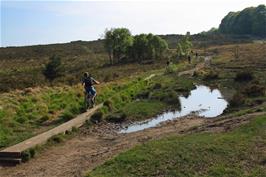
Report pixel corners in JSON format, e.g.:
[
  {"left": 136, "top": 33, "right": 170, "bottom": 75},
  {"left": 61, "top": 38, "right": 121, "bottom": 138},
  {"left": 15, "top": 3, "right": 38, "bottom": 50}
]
[
  {"left": 163, "top": 91, "right": 180, "bottom": 106},
  {"left": 50, "top": 134, "right": 64, "bottom": 143},
  {"left": 105, "top": 112, "right": 127, "bottom": 123},
  {"left": 71, "top": 126, "right": 78, "bottom": 132},
  {"left": 69, "top": 103, "right": 80, "bottom": 114},
  {"left": 153, "top": 83, "right": 162, "bottom": 89},
  {"left": 15, "top": 117, "right": 27, "bottom": 124},
  {"left": 235, "top": 71, "right": 253, "bottom": 82},
  {"left": 203, "top": 69, "right": 219, "bottom": 80},
  {"left": 91, "top": 111, "right": 103, "bottom": 123},
  {"left": 136, "top": 90, "right": 150, "bottom": 99},
  {"left": 65, "top": 130, "right": 71, "bottom": 135},
  {"left": 21, "top": 150, "right": 31, "bottom": 162},
  {"left": 60, "top": 110, "right": 74, "bottom": 122},
  {"left": 243, "top": 84, "right": 265, "bottom": 97},
  {"left": 103, "top": 99, "right": 113, "bottom": 111},
  {"left": 38, "top": 115, "right": 49, "bottom": 124},
  {"left": 230, "top": 92, "right": 246, "bottom": 107},
  {"left": 29, "top": 148, "right": 36, "bottom": 158}
]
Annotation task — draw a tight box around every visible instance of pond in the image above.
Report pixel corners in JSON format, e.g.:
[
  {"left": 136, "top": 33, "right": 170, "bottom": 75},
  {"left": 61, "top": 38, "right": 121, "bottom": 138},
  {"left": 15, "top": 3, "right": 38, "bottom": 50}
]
[{"left": 120, "top": 85, "right": 228, "bottom": 133}]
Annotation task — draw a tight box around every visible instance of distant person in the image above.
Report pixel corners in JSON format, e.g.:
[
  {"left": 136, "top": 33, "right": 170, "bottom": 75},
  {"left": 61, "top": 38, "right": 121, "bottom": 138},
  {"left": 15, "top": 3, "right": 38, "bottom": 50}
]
[
  {"left": 167, "top": 60, "right": 171, "bottom": 66},
  {"left": 195, "top": 52, "right": 198, "bottom": 59},
  {"left": 82, "top": 72, "right": 100, "bottom": 106},
  {"left": 187, "top": 55, "right": 191, "bottom": 64}
]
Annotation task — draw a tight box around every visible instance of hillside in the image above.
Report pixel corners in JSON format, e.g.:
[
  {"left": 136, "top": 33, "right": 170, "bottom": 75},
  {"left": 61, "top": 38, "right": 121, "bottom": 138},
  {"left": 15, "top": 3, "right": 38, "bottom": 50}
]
[{"left": 0, "top": 33, "right": 258, "bottom": 92}]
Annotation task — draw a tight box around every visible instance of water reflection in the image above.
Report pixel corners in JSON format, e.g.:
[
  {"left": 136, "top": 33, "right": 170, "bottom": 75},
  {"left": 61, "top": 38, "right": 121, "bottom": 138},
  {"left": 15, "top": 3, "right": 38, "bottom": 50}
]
[{"left": 120, "top": 85, "right": 228, "bottom": 133}]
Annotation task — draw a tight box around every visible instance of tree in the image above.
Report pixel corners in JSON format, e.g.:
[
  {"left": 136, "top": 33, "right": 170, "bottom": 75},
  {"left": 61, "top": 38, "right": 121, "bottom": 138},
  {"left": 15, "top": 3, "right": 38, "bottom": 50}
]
[
  {"left": 43, "top": 55, "right": 62, "bottom": 83},
  {"left": 151, "top": 35, "right": 168, "bottom": 59},
  {"left": 104, "top": 28, "right": 133, "bottom": 64},
  {"left": 132, "top": 34, "right": 149, "bottom": 61},
  {"left": 104, "top": 29, "right": 115, "bottom": 65},
  {"left": 132, "top": 34, "right": 168, "bottom": 62},
  {"left": 219, "top": 5, "right": 266, "bottom": 37},
  {"left": 176, "top": 32, "right": 192, "bottom": 59}
]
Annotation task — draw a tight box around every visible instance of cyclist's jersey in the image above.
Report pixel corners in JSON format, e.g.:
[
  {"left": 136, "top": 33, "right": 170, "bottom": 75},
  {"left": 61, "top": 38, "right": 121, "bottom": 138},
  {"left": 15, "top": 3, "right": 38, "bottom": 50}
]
[{"left": 82, "top": 77, "right": 96, "bottom": 88}]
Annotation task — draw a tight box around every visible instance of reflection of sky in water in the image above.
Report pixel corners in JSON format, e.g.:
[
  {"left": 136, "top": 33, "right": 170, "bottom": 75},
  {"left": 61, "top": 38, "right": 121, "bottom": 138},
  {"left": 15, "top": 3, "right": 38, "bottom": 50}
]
[{"left": 120, "top": 85, "right": 228, "bottom": 133}]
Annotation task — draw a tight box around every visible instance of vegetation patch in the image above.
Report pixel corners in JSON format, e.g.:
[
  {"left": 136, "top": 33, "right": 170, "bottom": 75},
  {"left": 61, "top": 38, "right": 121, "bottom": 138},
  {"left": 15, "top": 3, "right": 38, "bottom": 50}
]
[
  {"left": 121, "top": 100, "right": 167, "bottom": 121},
  {"left": 234, "top": 71, "right": 253, "bottom": 82},
  {"left": 91, "top": 111, "right": 104, "bottom": 124}
]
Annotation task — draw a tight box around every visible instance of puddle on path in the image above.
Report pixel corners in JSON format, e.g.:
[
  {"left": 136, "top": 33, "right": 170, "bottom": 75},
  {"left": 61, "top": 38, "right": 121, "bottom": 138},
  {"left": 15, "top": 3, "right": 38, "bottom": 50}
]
[{"left": 120, "top": 85, "right": 228, "bottom": 133}]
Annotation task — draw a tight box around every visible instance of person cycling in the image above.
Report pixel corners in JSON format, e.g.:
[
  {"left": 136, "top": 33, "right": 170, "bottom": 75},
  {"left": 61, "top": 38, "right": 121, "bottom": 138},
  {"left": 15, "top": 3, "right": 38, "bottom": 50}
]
[{"left": 82, "top": 72, "right": 100, "bottom": 107}]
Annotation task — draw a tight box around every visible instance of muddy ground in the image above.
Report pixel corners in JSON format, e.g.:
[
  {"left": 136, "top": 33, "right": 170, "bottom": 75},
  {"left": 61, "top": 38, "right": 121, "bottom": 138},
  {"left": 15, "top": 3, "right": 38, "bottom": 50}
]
[{"left": 0, "top": 111, "right": 265, "bottom": 177}]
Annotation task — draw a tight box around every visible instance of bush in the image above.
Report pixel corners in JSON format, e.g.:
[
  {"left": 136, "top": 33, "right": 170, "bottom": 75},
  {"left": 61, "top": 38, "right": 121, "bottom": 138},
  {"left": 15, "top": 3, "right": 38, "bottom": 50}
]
[
  {"left": 21, "top": 150, "right": 31, "bottom": 162},
  {"left": 50, "top": 134, "right": 64, "bottom": 143},
  {"left": 29, "top": 148, "right": 36, "bottom": 158},
  {"left": 136, "top": 91, "right": 150, "bottom": 99},
  {"left": 60, "top": 111, "right": 74, "bottom": 122},
  {"left": 163, "top": 91, "right": 180, "bottom": 106},
  {"left": 15, "top": 117, "right": 27, "bottom": 124},
  {"left": 235, "top": 71, "right": 253, "bottom": 82},
  {"left": 105, "top": 112, "right": 127, "bottom": 123},
  {"left": 203, "top": 69, "right": 219, "bottom": 80},
  {"left": 43, "top": 55, "right": 63, "bottom": 83},
  {"left": 242, "top": 84, "right": 265, "bottom": 97},
  {"left": 71, "top": 127, "right": 78, "bottom": 132},
  {"left": 91, "top": 111, "right": 103, "bottom": 123},
  {"left": 230, "top": 92, "right": 246, "bottom": 107},
  {"left": 38, "top": 115, "right": 49, "bottom": 124},
  {"left": 153, "top": 83, "right": 162, "bottom": 89},
  {"left": 103, "top": 99, "right": 113, "bottom": 111}
]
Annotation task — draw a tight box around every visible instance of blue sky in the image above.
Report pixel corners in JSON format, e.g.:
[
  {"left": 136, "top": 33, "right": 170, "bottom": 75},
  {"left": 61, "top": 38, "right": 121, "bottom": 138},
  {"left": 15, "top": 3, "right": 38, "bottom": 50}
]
[{"left": 1, "top": 0, "right": 265, "bottom": 47}]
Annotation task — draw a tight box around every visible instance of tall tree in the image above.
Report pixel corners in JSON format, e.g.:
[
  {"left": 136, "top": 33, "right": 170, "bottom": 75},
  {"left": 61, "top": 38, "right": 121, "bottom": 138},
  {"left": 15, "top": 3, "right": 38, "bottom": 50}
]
[
  {"left": 132, "top": 34, "right": 149, "bottom": 61},
  {"left": 176, "top": 32, "right": 192, "bottom": 59},
  {"left": 104, "top": 29, "right": 115, "bottom": 65},
  {"left": 132, "top": 34, "right": 168, "bottom": 61},
  {"left": 104, "top": 28, "right": 133, "bottom": 64}
]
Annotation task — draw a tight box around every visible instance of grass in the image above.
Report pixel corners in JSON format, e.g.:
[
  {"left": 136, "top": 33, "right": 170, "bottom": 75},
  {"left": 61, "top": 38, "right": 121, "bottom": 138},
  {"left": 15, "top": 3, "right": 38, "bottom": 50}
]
[
  {"left": 121, "top": 100, "right": 167, "bottom": 121},
  {"left": 88, "top": 114, "right": 266, "bottom": 177},
  {"left": 101, "top": 69, "right": 196, "bottom": 122},
  {"left": 0, "top": 85, "right": 84, "bottom": 148},
  {"left": 0, "top": 73, "right": 156, "bottom": 148}
]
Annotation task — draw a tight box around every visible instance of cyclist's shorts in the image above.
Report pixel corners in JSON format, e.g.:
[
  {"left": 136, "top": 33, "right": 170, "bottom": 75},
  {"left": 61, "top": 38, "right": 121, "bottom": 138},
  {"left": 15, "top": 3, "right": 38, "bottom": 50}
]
[{"left": 85, "top": 86, "right": 96, "bottom": 96}]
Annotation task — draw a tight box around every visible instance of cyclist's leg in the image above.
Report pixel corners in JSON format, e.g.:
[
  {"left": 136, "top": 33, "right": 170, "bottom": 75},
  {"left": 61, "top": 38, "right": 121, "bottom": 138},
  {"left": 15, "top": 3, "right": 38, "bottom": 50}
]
[{"left": 90, "top": 87, "right": 97, "bottom": 105}]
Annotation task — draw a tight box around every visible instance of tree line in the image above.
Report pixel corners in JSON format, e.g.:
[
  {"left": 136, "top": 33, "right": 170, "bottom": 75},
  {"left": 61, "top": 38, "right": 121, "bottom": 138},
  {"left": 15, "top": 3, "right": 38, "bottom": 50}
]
[
  {"left": 219, "top": 4, "right": 266, "bottom": 37},
  {"left": 104, "top": 28, "right": 168, "bottom": 64}
]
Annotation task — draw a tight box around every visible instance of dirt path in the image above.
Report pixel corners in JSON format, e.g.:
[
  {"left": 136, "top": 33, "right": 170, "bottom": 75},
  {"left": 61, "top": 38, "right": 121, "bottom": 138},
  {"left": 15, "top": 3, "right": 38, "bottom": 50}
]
[{"left": 0, "top": 112, "right": 264, "bottom": 177}]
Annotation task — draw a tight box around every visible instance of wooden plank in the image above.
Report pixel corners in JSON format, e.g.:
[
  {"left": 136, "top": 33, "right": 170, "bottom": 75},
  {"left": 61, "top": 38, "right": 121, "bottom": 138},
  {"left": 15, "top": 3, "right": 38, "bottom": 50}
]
[
  {"left": 0, "top": 152, "right": 21, "bottom": 158},
  {"left": 0, "top": 158, "right": 21, "bottom": 166},
  {"left": 1, "top": 104, "right": 102, "bottom": 153}
]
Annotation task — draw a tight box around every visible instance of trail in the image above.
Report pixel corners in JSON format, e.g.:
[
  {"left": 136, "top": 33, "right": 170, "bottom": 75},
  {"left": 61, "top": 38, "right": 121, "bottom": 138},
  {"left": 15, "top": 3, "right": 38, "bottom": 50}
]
[
  {"left": 0, "top": 112, "right": 265, "bottom": 177},
  {"left": 178, "top": 62, "right": 206, "bottom": 77}
]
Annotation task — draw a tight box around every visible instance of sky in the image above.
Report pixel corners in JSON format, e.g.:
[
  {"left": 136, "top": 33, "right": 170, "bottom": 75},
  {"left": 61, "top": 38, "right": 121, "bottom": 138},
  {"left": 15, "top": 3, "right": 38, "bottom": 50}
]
[{"left": 1, "top": 0, "right": 265, "bottom": 47}]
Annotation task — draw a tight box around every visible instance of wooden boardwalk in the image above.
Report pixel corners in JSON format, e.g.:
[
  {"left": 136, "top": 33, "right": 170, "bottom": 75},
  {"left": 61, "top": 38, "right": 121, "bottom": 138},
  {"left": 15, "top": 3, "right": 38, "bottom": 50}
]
[{"left": 0, "top": 104, "right": 103, "bottom": 166}]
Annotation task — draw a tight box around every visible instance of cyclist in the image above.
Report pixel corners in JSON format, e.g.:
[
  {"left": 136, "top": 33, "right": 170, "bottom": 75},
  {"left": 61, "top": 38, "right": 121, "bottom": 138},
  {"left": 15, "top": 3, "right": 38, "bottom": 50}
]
[{"left": 82, "top": 72, "right": 100, "bottom": 107}]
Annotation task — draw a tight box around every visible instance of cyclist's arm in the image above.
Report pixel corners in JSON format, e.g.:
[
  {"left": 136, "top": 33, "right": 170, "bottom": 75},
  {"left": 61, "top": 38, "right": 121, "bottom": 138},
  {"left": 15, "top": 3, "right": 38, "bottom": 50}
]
[
  {"left": 92, "top": 78, "right": 100, "bottom": 85},
  {"left": 81, "top": 78, "right": 85, "bottom": 86}
]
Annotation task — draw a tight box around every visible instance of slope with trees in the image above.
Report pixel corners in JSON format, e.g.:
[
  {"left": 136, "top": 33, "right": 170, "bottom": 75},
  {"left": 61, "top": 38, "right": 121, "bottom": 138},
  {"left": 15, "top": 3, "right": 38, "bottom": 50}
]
[{"left": 219, "top": 4, "right": 266, "bottom": 36}]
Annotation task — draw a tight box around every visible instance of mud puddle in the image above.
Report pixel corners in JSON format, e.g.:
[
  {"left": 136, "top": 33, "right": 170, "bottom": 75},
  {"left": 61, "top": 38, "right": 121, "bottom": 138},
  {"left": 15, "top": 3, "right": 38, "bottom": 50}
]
[{"left": 120, "top": 85, "right": 228, "bottom": 133}]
